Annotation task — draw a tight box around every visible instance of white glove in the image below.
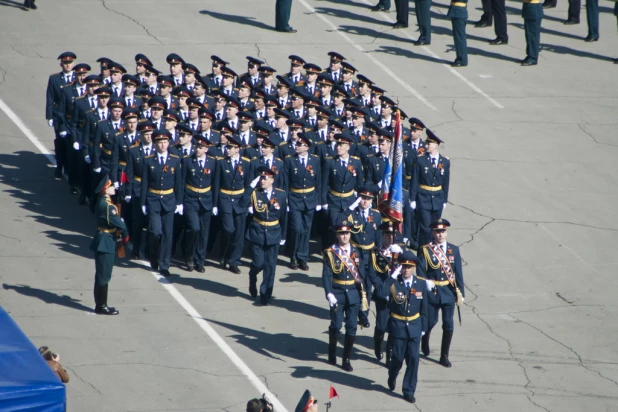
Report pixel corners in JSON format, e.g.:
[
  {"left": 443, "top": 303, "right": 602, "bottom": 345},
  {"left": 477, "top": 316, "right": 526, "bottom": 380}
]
[
  {"left": 248, "top": 206, "right": 254, "bottom": 214},
  {"left": 316, "top": 205, "right": 322, "bottom": 211},
  {"left": 461, "top": 297, "right": 465, "bottom": 304},
  {"left": 425, "top": 280, "right": 435, "bottom": 291},
  {"left": 349, "top": 197, "right": 362, "bottom": 211},
  {"left": 250, "top": 176, "right": 261, "bottom": 189},
  {"left": 403, "top": 238, "right": 409, "bottom": 245},
  {"left": 47, "top": 119, "right": 54, "bottom": 127},
  {"left": 322, "top": 204, "right": 328, "bottom": 210},
  {"left": 93, "top": 167, "right": 102, "bottom": 173},
  {"left": 84, "top": 155, "right": 91, "bottom": 164},
  {"left": 443, "top": 203, "right": 446, "bottom": 210},
  {"left": 73, "top": 142, "right": 80, "bottom": 150},
  {"left": 390, "top": 266, "right": 402, "bottom": 279},
  {"left": 377, "top": 181, "right": 383, "bottom": 188},
  {"left": 410, "top": 201, "right": 416, "bottom": 210},
  {"left": 175, "top": 204, "right": 184, "bottom": 215},
  {"left": 279, "top": 239, "right": 286, "bottom": 246},
  {"left": 421, "top": 331, "right": 426, "bottom": 337},
  {"left": 212, "top": 207, "right": 218, "bottom": 216},
  {"left": 59, "top": 131, "right": 67, "bottom": 137},
  {"left": 389, "top": 244, "right": 403, "bottom": 254},
  {"left": 113, "top": 182, "right": 120, "bottom": 189},
  {"left": 142, "top": 205, "right": 147, "bottom": 215},
  {"left": 327, "top": 293, "right": 337, "bottom": 307},
  {"left": 124, "top": 196, "right": 131, "bottom": 203}
]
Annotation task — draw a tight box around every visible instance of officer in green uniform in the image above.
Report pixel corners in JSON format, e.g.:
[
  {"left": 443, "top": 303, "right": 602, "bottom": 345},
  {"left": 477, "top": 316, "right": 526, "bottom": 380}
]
[
  {"left": 90, "top": 175, "right": 129, "bottom": 315},
  {"left": 414, "top": 0, "right": 432, "bottom": 45},
  {"left": 276, "top": 0, "right": 296, "bottom": 33},
  {"left": 521, "top": 0, "right": 544, "bottom": 66},
  {"left": 448, "top": 0, "right": 469, "bottom": 67}
]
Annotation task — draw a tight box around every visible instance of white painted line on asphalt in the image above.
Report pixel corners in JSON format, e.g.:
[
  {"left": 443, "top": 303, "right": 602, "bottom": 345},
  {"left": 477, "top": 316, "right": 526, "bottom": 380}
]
[
  {"left": 343, "top": 0, "right": 505, "bottom": 109},
  {"left": 0, "top": 97, "right": 288, "bottom": 412},
  {"left": 297, "top": 0, "right": 439, "bottom": 111},
  {"left": 538, "top": 224, "right": 587, "bottom": 265}
]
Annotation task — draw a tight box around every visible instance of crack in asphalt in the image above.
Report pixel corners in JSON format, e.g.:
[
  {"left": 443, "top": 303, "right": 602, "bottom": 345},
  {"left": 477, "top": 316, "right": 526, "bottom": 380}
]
[
  {"left": 0, "top": 65, "right": 7, "bottom": 85},
  {"left": 64, "top": 365, "right": 102, "bottom": 395},
  {"left": 255, "top": 43, "right": 270, "bottom": 67},
  {"left": 578, "top": 123, "right": 618, "bottom": 147},
  {"left": 99, "top": 0, "right": 163, "bottom": 44}
]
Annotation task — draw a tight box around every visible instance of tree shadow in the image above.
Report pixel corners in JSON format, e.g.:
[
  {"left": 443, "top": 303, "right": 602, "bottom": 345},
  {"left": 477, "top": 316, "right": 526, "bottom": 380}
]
[
  {"left": 0, "top": 0, "right": 28, "bottom": 10},
  {"left": 199, "top": 10, "right": 275, "bottom": 31},
  {"left": 3, "top": 283, "right": 93, "bottom": 312}
]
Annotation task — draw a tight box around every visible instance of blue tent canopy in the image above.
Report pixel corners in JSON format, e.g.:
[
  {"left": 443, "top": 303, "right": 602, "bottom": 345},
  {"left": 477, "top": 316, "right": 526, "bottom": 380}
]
[{"left": 0, "top": 307, "right": 66, "bottom": 411}]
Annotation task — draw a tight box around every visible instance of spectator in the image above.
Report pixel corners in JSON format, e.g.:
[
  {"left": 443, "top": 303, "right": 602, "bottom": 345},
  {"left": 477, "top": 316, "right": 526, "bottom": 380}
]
[{"left": 38, "top": 346, "right": 70, "bottom": 383}]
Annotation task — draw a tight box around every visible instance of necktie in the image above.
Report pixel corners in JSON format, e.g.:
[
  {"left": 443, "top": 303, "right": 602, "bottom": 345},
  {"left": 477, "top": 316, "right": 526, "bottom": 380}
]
[
  {"left": 191, "top": 123, "right": 196, "bottom": 131},
  {"left": 183, "top": 148, "right": 188, "bottom": 156},
  {"left": 144, "top": 147, "right": 149, "bottom": 156},
  {"left": 432, "top": 158, "right": 437, "bottom": 168},
  {"left": 341, "top": 160, "right": 347, "bottom": 168},
  {"left": 293, "top": 75, "right": 298, "bottom": 83},
  {"left": 363, "top": 99, "right": 368, "bottom": 106},
  {"left": 150, "top": 86, "right": 155, "bottom": 93},
  {"left": 346, "top": 84, "right": 350, "bottom": 91},
  {"left": 333, "top": 73, "right": 338, "bottom": 82},
  {"left": 101, "top": 112, "right": 106, "bottom": 120},
  {"left": 266, "top": 159, "right": 270, "bottom": 169},
  {"left": 159, "top": 156, "right": 164, "bottom": 165},
  {"left": 280, "top": 131, "right": 285, "bottom": 141},
  {"left": 440, "top": 244, "right": 445, "bottom": 253},
  {"left": 356, "top": 130, "right": 360, "bottom": 137},
  {"left": 321, "top": 131, "right": 325, "bottom": 140},
  {"left": 412, "top": 143, "right": 417, "bottom": 151},
  {"left": 252, "top": 78, "right": 257, "bottom": 85},
  {"left": 301, "top": 157, "right": 305, "bottom": 167},
  {"left": 323, "top": 99, "right": 328, "bottom": 106},
  {"left": 90, "top": 97, "right": 95, "bottom": 108},
  {"left": 78, "top": 87, "right": 84, "bottom": 96},
  {"left": 129, "top": 98, "right": 133, "bottom": 106},
  {"left": 310, "top": 119, "right": 315, "bottom": 126},
  {"left": 309, "top": 87, "right": 313, "bottom": 94},
  {"left": 114, "top": 123, "right": 119, "bottom": 130},
  {"left": 129, "top": 134, "right": 134, "bottom": 143},
  {"left": 295, "top": 110, "right": 300, "bottom": 117},
  {"left": 114, "top": 87, "right": 119, "bottom": 96},
  {"left": 176, "top": 78, "right": 181, "bottom": 85},
  {"left": 199, "top": 159, "right": 204, "bottom": 169},
  {"left": 373, "top": 145, "right": 378, "bottom": 153},
  {"left": 225, "top": 89, "right": 230, "bottom": 96},
  {"left": 375, "top": 107, "right": 380, "bottom": 115},
  {"left": 337, "top": 110, "right": 341, "bottom": 116},
  {"left": 216, "top": 112, "right": 221, "bottom": 120},
  {"left": 215, "top": 76, "right": 220, "bottom": 86},
  {"left": 406, "top": 281, "right": 411, "bottom": 289},
  {"left": 65, "top": 75, "right": 71, "bottom": 83}
]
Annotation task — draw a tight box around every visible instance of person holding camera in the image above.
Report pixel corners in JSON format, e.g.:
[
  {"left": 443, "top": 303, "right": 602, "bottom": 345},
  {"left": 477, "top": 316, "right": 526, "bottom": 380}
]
[
  {"left": 246, "top": 395, "right": 274, "bottom": 412},
  {"left": 38, "top": 346, "right": 70, "bottom": 383}
]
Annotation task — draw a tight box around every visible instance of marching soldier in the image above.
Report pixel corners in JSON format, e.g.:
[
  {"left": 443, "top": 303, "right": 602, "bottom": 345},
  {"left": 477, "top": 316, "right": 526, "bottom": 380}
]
[
  {"left": 418, "top": 219, "right": 465, "bottom": 368},
  {"left": 448, "top": 0, "right": 469, "bottom": 67},
  {"left": 410, "top": 130, "right": 450, "bottom": 248},
  {"left": 140, "top": 130, "right": 183, "bottom": 277},
  {"left": 375, "top": 250, "right": 428, "bottom": 404},
  {"left": 178, "top": 135, "right": 217, "bottom": 273},
  {"left": 93, "top": 95, "right": 124, "bottom": 178},
  {"left": 90, "top": 175, "right": 129, "bottom": 315},
  {"left": 403, "top": 118, "right": 426, "bottom": 248},
  {"left": 323, "top": 222, "right": 367, "bottom": 372},
  {"left": 247, "top": 166, "right": 288, "bottom": 305}
]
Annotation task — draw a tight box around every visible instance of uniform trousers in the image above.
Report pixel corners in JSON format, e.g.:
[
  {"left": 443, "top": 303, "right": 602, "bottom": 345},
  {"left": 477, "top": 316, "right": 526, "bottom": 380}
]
[
  {"left": 428, "top": 301, "right": 455, "bottom": 332},
  {"left": 417, "top": 208, "right": 442, "bottom": 248},
  {"left": 389, "top": 335, "right": 421, "bottom": 396},
  {"left": 329, "top": 293, "right": 360, "bottom": 336},
  {"left": 250, "top": 242, "right": 280, "bottom": 299},
  {"left": 289, "top": 207, "right": 315, "bottom": 263},
  {"left": 94, "top": 251, "right": 115, "bottom": 286},
  {"left": 185, "top": 206, "right": 212, "bottom": 266},
  {"left": 220, "top": 211, "right": 247, "bottom": 266},
  {"left": 148, "top": 209, "right": 174, "bottom": 270}
]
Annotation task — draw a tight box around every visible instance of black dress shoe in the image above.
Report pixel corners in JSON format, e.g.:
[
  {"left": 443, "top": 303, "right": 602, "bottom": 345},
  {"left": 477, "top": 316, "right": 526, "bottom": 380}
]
[
  {"left": 260, "top": 296, "right": 269, "bottom": 305},
  {"left": 277, "top": 27, "right": 297, "bottom": 33},
  {"left": 439, "top": 355, "right": 452, "bottom": 368},
  {"left": 187, "top": 263, "right": 195, "bottom": 272},
  {"left": 489, "top": 38, "right": 508, "bottom": 45},
  {"left": 29, "top": 0, "right": 37, "bottom": 9},
  {"left": 249, "top": 283, "right": 257, "bottom": 298},
  {"left": 289, "top": 260, "right": 299, "bottom": 270},
  {"left": 94, "top": 305, "right": 119, "bottom": 315},
  {"left": 160, "top": 269, "right": 171, "bottom": 277},
  {"left": 542, "top": 2, "right": 556, "bottom": 8},
  {"left": 229, "top": 265, "right": 241, "bottom": 274},
  {"left": 403, "top": 394, "right": 416, "bottom": 403},
  {"left": 584, "top": 36, "right": 599, "bottom": 42},
  {"left": 298, "top": 261, "right": 309, "bottom": 271},
  {"left": 614, "top": 58, "right": 618, "bottom": 64},
  {"left": 130, "top": 252, "right": 140, "bottom": 260},
  {"left": 520, "top": 58, "right": 537, "bottom": 66},
  {"left": 563, "top": 19, "right": 579, "bottom": 25},
  {"left": 451, "top": 61, "right": 467, "bottom": 67},
  {"left": 414, "top": 40, "right": 430, "bottom": 46},
  {"left": 219, "top": 256, "right": 227, "bottom": 269},
  {"left": 371, "top": 5, "right": 389, "bottom": 11},
  {"left": 341, "top": 359, "right": 353, "bottom": 372},
  {"left": 392, "top": 22, "right": 408, "bottom": 29},
  {"left": 54, "top": 168, "right": 62, "bottom": 179},
  {"left": 195, "top": 264, "right": 205, "bottom": 273},
  {"left": 474, "top": 21, "right": 492, "bottom": 28},
  {"left": 78, "top": 193, "right": 86, "bottom": 205},
  {"left": 387, "top": 377, "right": 396, "bottom": 391}
]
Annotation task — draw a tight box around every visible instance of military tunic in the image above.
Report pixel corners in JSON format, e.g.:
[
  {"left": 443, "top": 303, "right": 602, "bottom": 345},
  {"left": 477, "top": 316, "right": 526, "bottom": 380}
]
[{"left": 90, "top": 195, "right": 128, "bottom": 286}]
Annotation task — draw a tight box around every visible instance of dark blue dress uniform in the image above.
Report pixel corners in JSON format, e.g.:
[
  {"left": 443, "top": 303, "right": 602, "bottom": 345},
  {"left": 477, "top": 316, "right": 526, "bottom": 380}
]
[
  {"left": 93, "top": 119, "right": 121, "bottom": 175},
  {"left": 322, "top": 231, "right": 365, "bottom": 372},
  {"left": 411, "top": 133, "right": 450, "bottom": 248},
  {"left": 213, "top": 153, "right": 253, "bottom": 272},
  {"left": 585, "top": 0, "right": 599, "bottom": 41},
  {"left": 448, "top": 0, "right": 469, "bottom": 66},
  {"left": 140, "top": 141, "right": 182, "bottom": 274},
  {"left": 376, "top": 253, "right": 428, "bottom": 403},
  {"left": 403, "top": 135, "right": 426, "bottom": 247},
  {"left": 418, "top": 219, "right": 464, "bottom": 368},
  {"left": 125, "top": 142, "right": 153, "bottom": 258},
  {"left": 322, "top": 155, "right": 364, "bottom": 225},
  {"left": 415, "top": 0, "right": 432, "bottom": 44},
  {"left": 246, "top": 182, "right": 287, "bottom": 305},
  {"left": 522, "top": 0, "right": 544, "bottom": 65},
  {"left": 283, "top": 151, "right": 322, "bottom": 268},
  {"left": 178, "top": 152, "right": 217, "bottom": 272},
  {"left": 90, "top": 178, "right": 128, "bottom": 315}
]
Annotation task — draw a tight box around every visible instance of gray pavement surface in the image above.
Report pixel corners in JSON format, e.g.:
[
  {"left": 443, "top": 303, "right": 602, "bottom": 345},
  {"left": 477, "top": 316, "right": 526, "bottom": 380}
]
[{"left": 1, "top": 0, "right": 617, "bottom": 411}]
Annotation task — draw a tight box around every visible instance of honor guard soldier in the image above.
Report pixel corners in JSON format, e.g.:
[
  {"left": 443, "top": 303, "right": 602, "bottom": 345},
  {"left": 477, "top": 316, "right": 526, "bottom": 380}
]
[
  {"left": 418, "top": 219, "right": 464, "bottom": 368},
  {"left": 326, "top": 52, "right": 346, "bottom": 83},
  {"left": 239, "top": 56, "right": 265, "bottom": 89},
  {"left": 148, "top": 96, "right": 166, "bottom": 130},
  {"left": 302, "top": 63, "right": 321, "bottom": 98},
  {"left": 46, "top": 51, "right": 76, "bottom": 179},
  {"left": 285, "top": 55, "right": 307, "bottom": 86},
  {"left": 520, "top": 0, "right": 544, "bottom": 66},
  {"left": 340, "top": 62, "right": 359, "bottom": 96},
  {"left": 141, "top": 65, "right": 161, "bottom": 96},
  {"left": 125, "top": 121, "right": 155, "bottom": 259},
  {"left": 403, "top": 118, "right": 426, "bottom": 248},
  {"left": 203, "top": 55, "right": 228, "bottom": 93},
  {"left": 367, "top": 222, "right": 404, "bottom": 363},
  {"left": 323, "top": 222, "right": 367, "bottom": 372},
  {"left": 166, "top": 53, "right": 186, "bottom": 86},
  {"left": 354, "top": 74, "right": 375, "bottom": 108},
  {"left": 294, "top": 390, "right": 318, "bottom": 412},
  {"left": 96, "top": 57, "right": 113, "bottom": 85},
  {"left": 250, "top": 137, "right": 284, "bottom": 188},
  {"left": 220, "top": 67, "right": 239, "bottom": 98},
  {"left": 177, "top": 135, "right": 217, "bottom": 273},
  {"left": 322, "top": 135, "right": 364, "bottom": 226},
  {"left": 238, "top": 81, "right": 255, "bottom": 111},
  {"left": 90, "top": 175, "right": 129, "bottom": 315},
  {"left": 247, "top": 166, "right": 288, "bottom": 305},
  {"left": 257, "top": 66, "right": 278, "bottom": 96},
  {"left": 213, "top": 135, "right": 253, "bottom": 274},
  {"left": 135, "top": 53, "right": 153, "bottom": 85},
  {"left": 375, "top": 251, "right": 428, "bottom": 404},
  {"left": 338, "top": 187, "right": 382, "bottom": 328},
  {"left": 410, "top": 129, "right": 450, "bottom": 248},
  {"left": 276, "top": 75, "right": 293, "bottom": 109},
  {"left": 448, "top": 0, "right": 469, "bottom": 66},
  {"left": 140, "top": 130, "right": 183, "bottom": 277},
  {"left": 93, "top": 95, "right": 124, "bottom": 178},
  {"left": 182, "top": 63, "right": 200, "bottom": 91},
  {"left": 122, "top": 74, "right": 143, "bottom": 109},
  {"left": 284, "top": 133, "right": 322, "bottom": 270}
]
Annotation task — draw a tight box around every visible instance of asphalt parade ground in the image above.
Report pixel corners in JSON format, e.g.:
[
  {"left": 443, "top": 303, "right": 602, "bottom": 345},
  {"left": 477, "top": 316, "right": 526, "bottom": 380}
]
[{"left": 1, "top": 0, "right": 617, "bottom": 411}]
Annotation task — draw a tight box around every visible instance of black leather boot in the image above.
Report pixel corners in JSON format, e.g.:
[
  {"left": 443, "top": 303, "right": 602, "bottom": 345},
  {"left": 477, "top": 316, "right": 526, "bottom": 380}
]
[
  {"left": 93, "top": 282, "right": 102, "bottom": 311},
  {"left": 184, "top": 231, "right": 198, "bottom": 271},
  {"left": 385, "top": 335, "right": 393, "bottom": 367},
  {"left": 95, "top": 284, "right": 119, "bottom": 315},
  {"left": 248, "top": 270, "right": 258, "bottom": 298},
  {"left": 421, "top": 328, "right": 432, "bottom": 356},
  {"left": 328, "top": 328, "right": 338, "bottom": 365},
  {"left": 341, "top": 334, "right": 355, "bottom": 372},
  {"left": 373, "top": 329, "right": 384, "bottom": 360},
  {"left": 219, "top": 232, "right": 229, "bottom": 268},
  {"left": 148, "top": 234, "right": 160, "bottom": 270},
  {"left": 439, "top": 331, "right": 453, "bottom": 367}
]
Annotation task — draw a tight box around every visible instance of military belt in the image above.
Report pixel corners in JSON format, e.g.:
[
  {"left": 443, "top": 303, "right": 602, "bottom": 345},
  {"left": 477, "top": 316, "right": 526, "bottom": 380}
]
[
  {"left": 253, "top": 218, "right": 279, "bottom": 227},
  {"left": 134, "top": 177, "right": 142, "bottom": 182},
  {"left": 451, "top": 2, "right": 467, "bottom": 6},
  {"left": 148, "top": 188, "right": 174, "bottom": 195},
  {"left": 220, "top": 188, "right": 245, "bottom": 196},
  {"left": 102, "top": 148, "right": 112, "bottom": 156},
  {"left": 97, "top": 227, "right": 115, "bottom": 233},
  {"left": 186, "top": 184, "right": 212, "bottom": 194},
  {"left": 290, "top": 187, "right": 315, "bottom": 194},
  {"left": 333, "top": 279, "right": 356, "bottom": 286},
  {"left": 119, "top": 161, "right": 127, "bottom": 166},
  {"left": 329, "top": 189, "right": 355, "bottom": 198},
  {"left": 523, "top": 0, "right": 541, "bottom": 3},
  {"left": 391, "top": 313, "right": 420, "bottom": 321},
  {"left": 351, "top": 242, "right": 375, "bottom": 250},
  {"left": 433, "top": 280, "right": 451, "bottom": 286},
  {"left": 419, "top": 184, "right": 442, "bottom": 191},
  {"left": 405, "top": 175, "right": 412, "bottom": 180}
]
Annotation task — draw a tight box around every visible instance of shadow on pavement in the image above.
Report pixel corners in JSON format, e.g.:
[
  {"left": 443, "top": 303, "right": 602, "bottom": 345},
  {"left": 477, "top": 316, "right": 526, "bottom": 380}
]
[
  {"left": 199, "top": 10, "right": 275, "bottom": 31},
  {"left": 2, "top": 283, "right": 93, "bottom": 312}
]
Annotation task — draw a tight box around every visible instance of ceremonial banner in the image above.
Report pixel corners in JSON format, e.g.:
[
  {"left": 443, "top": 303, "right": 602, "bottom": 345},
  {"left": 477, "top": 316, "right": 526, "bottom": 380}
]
[{"left": 378, "top": 110, "right": 404, "bottom": 232}]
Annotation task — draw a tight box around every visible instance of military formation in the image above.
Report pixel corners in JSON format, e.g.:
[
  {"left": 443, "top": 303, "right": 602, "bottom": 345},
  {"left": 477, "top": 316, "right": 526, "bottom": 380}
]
[{"left": 46, "top": 50, "right": 466, "bottom": 404}]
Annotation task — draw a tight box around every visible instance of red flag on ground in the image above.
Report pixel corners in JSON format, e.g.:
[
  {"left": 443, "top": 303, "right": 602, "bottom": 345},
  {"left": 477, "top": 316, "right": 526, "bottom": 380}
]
[{"left": 329, "top": 386, "right": 339, "bottom": 399}]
